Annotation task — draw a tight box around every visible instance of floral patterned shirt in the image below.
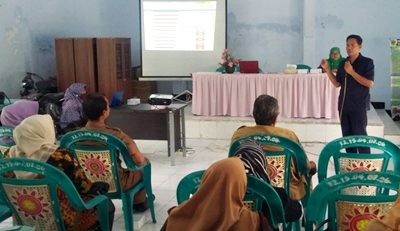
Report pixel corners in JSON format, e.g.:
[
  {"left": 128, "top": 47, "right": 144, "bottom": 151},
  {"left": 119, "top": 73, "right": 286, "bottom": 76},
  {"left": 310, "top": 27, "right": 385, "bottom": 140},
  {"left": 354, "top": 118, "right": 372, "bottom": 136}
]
[{"left": 3, "top": 147, "right": 104, "bottom": 231}]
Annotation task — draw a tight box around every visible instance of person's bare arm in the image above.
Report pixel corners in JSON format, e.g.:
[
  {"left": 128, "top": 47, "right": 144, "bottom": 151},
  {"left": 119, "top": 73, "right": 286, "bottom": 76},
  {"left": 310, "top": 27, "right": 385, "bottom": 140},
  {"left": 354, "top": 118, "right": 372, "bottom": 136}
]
[
  {"left": 344, "top": 61, "right": 374, "bottom": 88},
  {"left": 127, "top": 140, "right": 147, "bottom": 165},
  {"left": 292, "top": 132, "right": 317, "bottom": 176},
  {"left": 119, "top": 130, "right": 147, "bottom": 165},
  {"left": 320, "top": 59, "right": 341, "bottom": 87}
]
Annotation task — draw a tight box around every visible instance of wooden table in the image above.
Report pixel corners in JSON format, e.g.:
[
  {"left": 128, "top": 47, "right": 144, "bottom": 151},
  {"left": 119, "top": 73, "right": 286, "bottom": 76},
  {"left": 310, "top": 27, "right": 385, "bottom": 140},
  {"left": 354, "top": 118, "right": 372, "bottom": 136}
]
[
  {"left": 108, "top": 103, "right": 188, "bottom": 166},
  {"left": 192, "top": 72, "right": 339, "bottom": 118}
]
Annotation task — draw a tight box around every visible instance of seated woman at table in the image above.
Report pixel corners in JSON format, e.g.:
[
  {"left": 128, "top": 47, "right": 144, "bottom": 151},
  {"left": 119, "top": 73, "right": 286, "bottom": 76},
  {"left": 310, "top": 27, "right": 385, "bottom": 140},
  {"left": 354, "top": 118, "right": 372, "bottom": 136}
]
[
  {"left": 321, "top": 47, "right": 346, "bottom": 73},
  {"left": 161, "top": 158, "right": 273, "bottom": 231},
  {"left": 0, "top": 100, "right": 39, "bottom": 127},
  {"left": 59, "top": 82, "right": 87, "bottom": 133}
]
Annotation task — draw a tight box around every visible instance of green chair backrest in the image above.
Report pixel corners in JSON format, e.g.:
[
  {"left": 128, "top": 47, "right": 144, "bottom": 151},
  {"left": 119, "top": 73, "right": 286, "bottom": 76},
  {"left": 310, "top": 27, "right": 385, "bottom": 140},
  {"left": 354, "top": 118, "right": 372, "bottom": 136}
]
[
  {"left": 0, "top": 158, "right": 110, "bottom": 231},
  {"left": 0, "top": 226, "right": 35, "bottom": 231},
  {"left": 318, "top": 135, "right": 400, "bottom": 183},
  {"left": 59, "top": 130, "right": 139, "bottom": 198},
  {"left": 216, "top": 65, "right": 240, "bottom": 73},
  {"left": 296, "top": 64, "right": 311, "bottom": 70},
  {"left": 0, "top": 198, "right": 11, "bottom": 223},
  {"left": 176, "top": 170, "right": 203, "bottom": 204},
  {"left": 305, "top": 171, "right": 400, "bottom": 231},
  {"left": 229, "top": 134, "right": 309, "bottom": 199},
  {"left": 59, "top": 130, "right": 156, "bottom": 231},
  {"left": 176, "top": 170, "right": 286, "bottom": 229},
  {"left": 0, "top": 127, "right": 14, "bottom": 158},
  {"left": 0, "top": 127, "right": 13, "bottom": 221}
]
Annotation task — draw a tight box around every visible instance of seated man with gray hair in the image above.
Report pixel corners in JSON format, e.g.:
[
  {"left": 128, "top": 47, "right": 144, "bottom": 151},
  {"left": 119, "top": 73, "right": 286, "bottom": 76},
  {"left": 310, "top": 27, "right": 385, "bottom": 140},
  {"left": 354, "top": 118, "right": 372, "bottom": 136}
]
[{"left": 231, "top": 94, "right": 317, "bottom": 201}]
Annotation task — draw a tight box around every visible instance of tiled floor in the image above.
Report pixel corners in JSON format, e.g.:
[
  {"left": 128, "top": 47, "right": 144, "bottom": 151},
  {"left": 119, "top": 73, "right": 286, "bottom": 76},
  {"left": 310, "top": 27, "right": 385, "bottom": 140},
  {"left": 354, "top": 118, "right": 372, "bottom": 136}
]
[
  {"left": 0, "top": 110, "right": 397, "bottom": 230},
  {"left": 0, "top": 138, "right": 333, "bottom": 230}
]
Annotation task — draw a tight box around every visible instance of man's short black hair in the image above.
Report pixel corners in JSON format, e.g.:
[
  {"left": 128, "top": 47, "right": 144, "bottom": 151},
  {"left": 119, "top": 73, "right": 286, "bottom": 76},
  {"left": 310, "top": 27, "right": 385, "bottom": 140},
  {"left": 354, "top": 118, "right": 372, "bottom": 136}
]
[
  {"left": 252, "top": 95, "right": 279, "bottom": 125},
  {"left": 82, "top": 93, "right": 108, "bottom": 121},
  {"left": 347, "top": 34, "right": 363, "bottom": 45}
]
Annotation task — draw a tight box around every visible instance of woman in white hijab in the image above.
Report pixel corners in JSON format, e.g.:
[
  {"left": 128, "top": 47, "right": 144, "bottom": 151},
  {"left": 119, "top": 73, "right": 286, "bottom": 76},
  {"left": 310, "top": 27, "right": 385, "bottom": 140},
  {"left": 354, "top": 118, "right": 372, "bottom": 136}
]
[{"left": 5, "top": 114, "right": 113, "bottom": 231}]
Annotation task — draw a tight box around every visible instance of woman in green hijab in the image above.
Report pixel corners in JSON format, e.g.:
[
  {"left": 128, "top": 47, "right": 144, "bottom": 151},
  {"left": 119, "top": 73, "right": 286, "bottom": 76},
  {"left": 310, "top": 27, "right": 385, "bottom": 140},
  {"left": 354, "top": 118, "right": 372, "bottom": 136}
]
[{"left": 326, "top": 47, "right": 345, "bottom": 72}]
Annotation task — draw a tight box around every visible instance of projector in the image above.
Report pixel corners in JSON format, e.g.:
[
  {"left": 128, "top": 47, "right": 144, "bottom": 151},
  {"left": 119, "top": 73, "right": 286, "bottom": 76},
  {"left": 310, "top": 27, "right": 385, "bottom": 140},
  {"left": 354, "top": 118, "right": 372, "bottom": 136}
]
[{"left": 148, "top": 94, "right": 173, "bottom": 106}]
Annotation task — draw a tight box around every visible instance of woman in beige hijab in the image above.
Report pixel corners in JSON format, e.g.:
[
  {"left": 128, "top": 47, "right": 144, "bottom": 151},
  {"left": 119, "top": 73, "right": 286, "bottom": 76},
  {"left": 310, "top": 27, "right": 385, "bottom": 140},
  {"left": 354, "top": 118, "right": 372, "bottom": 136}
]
[
  {"left": 4, "top": 114, "right": 113, "bottom": 231},
  {"left": 161, "top": 158, "right": 272, "bottom": 231}
]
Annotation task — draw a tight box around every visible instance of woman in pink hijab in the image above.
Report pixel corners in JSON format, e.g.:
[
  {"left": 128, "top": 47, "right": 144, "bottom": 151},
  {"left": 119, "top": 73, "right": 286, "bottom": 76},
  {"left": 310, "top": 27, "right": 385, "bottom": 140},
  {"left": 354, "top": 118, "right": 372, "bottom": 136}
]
[{"left": 0, "top": 100, "right": 39, "bottom": 127}]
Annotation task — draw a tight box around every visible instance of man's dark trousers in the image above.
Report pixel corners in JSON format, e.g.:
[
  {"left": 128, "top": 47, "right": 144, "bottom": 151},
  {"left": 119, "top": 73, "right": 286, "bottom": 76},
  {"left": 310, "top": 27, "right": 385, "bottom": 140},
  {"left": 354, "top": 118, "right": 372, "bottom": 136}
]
[{"left": 340, "top": 110, "right": 370, "bottom": 154}]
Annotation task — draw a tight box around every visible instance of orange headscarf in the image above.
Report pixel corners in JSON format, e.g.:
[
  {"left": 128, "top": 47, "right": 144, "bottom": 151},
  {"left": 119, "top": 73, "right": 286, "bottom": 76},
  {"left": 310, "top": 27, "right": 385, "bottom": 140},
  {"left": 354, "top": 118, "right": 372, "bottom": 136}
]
[{"left": 164, "top": 158, "right": 262, "bottom": 231}]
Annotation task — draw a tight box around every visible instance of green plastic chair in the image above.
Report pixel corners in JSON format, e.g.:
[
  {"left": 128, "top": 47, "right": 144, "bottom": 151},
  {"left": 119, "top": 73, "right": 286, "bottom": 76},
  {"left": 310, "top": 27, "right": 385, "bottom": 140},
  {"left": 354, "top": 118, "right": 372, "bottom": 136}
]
[
  {"left": 229, "top": 134, "right": 311, "bottom": 231},
  {"left": 296, "top": 64, "right": 311, "bottom": 71},
  {"left": 0, "top": 128, "right": 13, "bottom": 222},
  {"left": 0, "top": 226, "right": 35, "bottom": 231},
  {"left": 0, "top": 200, "right": 12, "bottom": 223},
  {"left": 318, "top": 135, "right": 400, "bottom": 195},
  {"left": 216, "top": 65, "right": 239, "bottom": 73},
  {"left": 0, "top": 158, "right": 110, "bottom": 231},
  {"left": 59, "top": 130, "right": 156, "bottom": 231},
  {"left": 229, "top": 134, "right": 310, "bottom": 202},
  {"left": 176, "top": 170, "right": 286, "bottom": 230},
  {"left": 0, "top": 127, "right": 15, "bottom": 158},
  {"left": 305, "top": 171, "right": 400, "bottom": 231}
]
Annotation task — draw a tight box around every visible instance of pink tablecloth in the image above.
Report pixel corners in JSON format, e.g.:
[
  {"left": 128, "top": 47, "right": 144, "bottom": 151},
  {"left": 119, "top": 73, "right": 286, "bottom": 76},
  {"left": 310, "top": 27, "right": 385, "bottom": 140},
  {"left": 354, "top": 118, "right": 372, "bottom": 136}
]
[{"left": 192, "top": 72, "right": 339, "bottom": 118}]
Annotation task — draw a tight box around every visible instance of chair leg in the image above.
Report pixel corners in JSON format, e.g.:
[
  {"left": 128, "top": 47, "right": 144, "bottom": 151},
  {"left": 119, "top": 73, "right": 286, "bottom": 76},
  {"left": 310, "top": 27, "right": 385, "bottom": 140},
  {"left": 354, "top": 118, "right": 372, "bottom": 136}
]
[
  {"left": 294, "top": 220, "right": 301, "bottom": 231},
  {"left": 145, "top": 183, "right": 157, "bottom": 223},
  {"left": 97, "top": 199, "right": 111, "bottom": 231},
  {"left": 122, "top": 194, "right": 134, "bottom": 231},
  {"left": 284, "top": 222, "right": 292, "bottom": 231}
]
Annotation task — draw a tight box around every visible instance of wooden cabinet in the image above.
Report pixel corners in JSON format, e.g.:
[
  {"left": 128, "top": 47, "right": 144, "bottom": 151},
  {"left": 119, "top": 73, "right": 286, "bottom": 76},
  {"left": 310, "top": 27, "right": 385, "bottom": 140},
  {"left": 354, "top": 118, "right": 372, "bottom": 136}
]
[
  {"left": 96, "top": 38, "right": 132, "bottom": 101},
  {"left": 55, "top": 37, "right": 132, "bottom": 101},
  {"left": 55, "top": 38, "right": 76, "bottom": 92},
  {"left": 73, "top": 39, "right": 97, "bottom": 93}
]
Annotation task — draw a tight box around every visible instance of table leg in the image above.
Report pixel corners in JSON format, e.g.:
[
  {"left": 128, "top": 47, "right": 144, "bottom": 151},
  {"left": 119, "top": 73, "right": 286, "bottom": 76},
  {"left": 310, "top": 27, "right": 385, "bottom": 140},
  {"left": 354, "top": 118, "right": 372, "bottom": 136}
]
[
  {"left": 168, "top": 111, "right": 175, "bottom": 166},
  {"left": 180, "top": 108, "right": 187, "bottom": 157}
]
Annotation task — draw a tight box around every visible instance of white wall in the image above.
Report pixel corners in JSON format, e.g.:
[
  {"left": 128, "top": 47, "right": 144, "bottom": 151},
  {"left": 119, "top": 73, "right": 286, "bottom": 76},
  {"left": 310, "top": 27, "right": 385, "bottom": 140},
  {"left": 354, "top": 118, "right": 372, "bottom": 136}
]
[
  {"left": 315, "top": 0, "right": 400, "bottom": 108},
  {"left": 0, "top": 0, "right": 136, "bottom": 98},
  {"left": 228, "top": 0, "right": 303, "bottom": 73}
]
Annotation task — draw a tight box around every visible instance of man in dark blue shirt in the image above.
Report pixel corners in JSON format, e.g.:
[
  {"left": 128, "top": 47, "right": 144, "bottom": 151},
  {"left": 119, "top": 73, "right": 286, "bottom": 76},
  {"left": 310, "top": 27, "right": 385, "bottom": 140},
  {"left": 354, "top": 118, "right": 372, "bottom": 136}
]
[{"left": 320, "top": 34, "right": 374, "bottom": 153}]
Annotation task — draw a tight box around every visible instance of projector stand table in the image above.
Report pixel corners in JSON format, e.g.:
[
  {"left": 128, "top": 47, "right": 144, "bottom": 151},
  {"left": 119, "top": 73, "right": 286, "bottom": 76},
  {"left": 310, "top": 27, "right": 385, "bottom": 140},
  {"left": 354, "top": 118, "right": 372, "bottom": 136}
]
[{"left": 108, "top": 103, "right": 188, "bottom": 166}]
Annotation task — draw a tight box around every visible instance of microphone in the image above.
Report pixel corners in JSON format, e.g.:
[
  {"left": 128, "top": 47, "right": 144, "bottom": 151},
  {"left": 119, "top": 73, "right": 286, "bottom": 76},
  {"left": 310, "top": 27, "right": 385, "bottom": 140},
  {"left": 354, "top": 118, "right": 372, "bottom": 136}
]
[
  {"left": 345, "top": 56, "right": 352, "bottom": 64},
  {"left": 344, "top": 57, "right": 352, "bottom": 78}
]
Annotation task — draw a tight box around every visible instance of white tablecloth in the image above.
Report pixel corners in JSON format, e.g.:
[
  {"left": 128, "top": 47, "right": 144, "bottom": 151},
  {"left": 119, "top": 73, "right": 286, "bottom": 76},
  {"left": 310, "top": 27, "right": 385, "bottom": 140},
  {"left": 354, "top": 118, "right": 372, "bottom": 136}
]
[{"left": 192, "top": 72, "right": 339, "bottom": 118}]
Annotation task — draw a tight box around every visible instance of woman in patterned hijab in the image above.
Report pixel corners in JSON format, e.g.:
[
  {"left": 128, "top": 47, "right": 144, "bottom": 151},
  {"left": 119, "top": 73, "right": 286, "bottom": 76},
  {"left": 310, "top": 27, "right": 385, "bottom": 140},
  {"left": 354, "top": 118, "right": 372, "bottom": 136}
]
[
  {"left": 60, "top": 83, "right": 87, "bottom": 130},
  {"left": 233, "top": 139, "right": 271, "bottom": 183},
  {"left": 233, "top": 139, "right": 302, "bottom": 222}
]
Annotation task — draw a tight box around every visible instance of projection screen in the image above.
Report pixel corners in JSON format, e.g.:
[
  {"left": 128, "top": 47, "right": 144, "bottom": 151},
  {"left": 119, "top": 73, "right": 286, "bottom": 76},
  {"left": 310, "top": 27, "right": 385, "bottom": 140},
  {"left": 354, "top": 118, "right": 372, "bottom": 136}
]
[{"left": 140, "top": 0, "right": 227, "bottom": 78}]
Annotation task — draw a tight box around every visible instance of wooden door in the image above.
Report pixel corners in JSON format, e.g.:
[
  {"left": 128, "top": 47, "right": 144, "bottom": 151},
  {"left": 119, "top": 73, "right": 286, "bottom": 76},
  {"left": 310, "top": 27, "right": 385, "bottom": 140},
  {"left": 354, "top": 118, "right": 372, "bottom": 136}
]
[
  {"left": 73, "top": 38, "right": 97, "bottom": 93},
  {"left": 96, "top": 38, "right": 118, "bottom": 101},
  {"left": 97, "top": 38, "right": 132, "bottom": 101},
  {"left": 55, "top": 38, "right": 75, "bottom": 92}
]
